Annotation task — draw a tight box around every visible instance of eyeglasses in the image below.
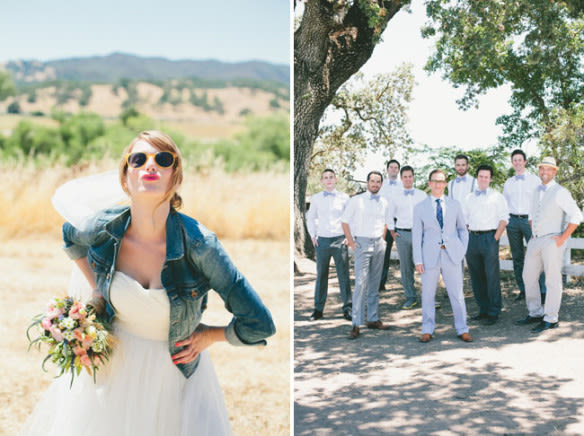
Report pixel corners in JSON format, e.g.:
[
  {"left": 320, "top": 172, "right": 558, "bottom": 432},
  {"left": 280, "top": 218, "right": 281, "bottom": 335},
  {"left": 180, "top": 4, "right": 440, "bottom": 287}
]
[
  {"left": 429, "top": 179, "right": 447, "bottom": 184},
  {"left": 125, "top": 151, "right": 177, "bottom": 169}
]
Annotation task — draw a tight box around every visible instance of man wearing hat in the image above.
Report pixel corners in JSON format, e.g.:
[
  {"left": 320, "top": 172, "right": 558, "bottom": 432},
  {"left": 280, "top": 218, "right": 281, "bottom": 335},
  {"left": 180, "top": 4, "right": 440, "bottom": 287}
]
[{"left": 515, "top": 157, "right": 582, "bottom": 333}]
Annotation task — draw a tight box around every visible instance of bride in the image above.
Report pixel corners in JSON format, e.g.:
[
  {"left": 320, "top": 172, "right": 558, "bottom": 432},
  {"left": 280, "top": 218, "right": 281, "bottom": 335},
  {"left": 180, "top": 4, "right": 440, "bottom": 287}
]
[{"left": 20, "top": 130, "right": 276, "bottom": 436}]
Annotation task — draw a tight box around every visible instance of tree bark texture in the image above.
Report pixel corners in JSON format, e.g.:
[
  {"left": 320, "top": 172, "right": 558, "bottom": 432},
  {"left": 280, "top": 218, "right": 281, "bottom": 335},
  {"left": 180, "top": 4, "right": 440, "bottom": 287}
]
[{"left": 294, "top": 0, "right": 404, "bottom": 256}]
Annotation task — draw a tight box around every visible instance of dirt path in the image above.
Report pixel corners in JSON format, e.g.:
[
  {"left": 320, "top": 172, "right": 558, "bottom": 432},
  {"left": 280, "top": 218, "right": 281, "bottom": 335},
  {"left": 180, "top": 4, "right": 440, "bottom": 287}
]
[{"left": 294, "top": 257, "right": 584, "bottom": 435}]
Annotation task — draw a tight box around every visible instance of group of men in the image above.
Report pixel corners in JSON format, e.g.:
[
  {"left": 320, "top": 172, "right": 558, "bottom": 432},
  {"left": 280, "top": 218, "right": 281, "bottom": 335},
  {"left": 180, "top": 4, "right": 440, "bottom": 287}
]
[{"left": 306, "top": 151, "right": 583, "bottom": 342}]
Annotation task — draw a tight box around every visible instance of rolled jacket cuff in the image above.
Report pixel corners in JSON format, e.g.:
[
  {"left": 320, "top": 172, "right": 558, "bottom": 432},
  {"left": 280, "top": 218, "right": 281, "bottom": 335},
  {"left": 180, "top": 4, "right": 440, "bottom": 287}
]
[
  {"left": 224, "top": 318, "right": 268, "bottom": 347},
  {"left": 63, "top": 243, "right": 89, "bottom": 260}
]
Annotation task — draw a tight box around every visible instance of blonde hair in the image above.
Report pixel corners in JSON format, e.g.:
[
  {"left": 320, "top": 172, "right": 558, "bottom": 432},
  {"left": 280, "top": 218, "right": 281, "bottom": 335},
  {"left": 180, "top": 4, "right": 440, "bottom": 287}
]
[{"left": 119, "top": 130, "right": 183, "bottom": 209}]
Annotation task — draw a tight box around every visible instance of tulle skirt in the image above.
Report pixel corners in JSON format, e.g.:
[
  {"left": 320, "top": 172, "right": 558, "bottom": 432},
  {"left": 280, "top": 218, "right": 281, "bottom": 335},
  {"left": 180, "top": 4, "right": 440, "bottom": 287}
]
[{"left": 20, "top": 270, "right": 232, "bottom": 436}]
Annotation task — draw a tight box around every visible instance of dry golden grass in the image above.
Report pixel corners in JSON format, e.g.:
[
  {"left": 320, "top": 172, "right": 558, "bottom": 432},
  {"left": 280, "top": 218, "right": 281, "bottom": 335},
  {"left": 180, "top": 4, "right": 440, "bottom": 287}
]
[
  {"left": 0, "top": 236, "right": 290, "bottom": 435},
  {"left": 0, "top": 161, "right": 289, "bottom": 241}
]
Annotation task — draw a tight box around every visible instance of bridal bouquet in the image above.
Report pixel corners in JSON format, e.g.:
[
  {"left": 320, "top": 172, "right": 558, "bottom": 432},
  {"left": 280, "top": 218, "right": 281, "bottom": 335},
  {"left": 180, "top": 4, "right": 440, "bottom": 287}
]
[{"left": 27, "top": 296, "right": 113, "bottom": 387}]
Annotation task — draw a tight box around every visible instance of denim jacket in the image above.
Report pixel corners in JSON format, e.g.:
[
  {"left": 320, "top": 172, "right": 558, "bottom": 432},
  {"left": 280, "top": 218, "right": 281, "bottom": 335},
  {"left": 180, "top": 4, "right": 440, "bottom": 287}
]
[{"left": 62, "top": 205, "right": 276, "bottom": 378}]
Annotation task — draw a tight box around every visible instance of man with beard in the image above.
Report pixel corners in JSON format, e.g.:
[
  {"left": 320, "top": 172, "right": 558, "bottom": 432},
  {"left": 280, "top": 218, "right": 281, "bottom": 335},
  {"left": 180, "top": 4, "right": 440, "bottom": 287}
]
[
  {"left": 342, "top": 171, "right": 392, "bottom": 339},
  {"left": 515, "top": 157, "right": 582, "bottom": 333},
  {"left": 448, "top": 154, "right": 476, "bottom": 203}
]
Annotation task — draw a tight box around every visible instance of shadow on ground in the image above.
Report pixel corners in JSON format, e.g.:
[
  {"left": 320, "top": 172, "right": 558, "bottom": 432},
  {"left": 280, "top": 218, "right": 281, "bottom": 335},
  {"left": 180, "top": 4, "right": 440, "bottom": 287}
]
[{"left": 294, "top": 257, "right": 584, "bottom": 435}]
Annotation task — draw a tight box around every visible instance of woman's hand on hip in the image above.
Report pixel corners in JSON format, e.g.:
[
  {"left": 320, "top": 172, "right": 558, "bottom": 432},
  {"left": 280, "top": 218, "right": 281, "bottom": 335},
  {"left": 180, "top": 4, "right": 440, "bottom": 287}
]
[{"left": 172, "top": 324, "right": 226, "bottom": 365}]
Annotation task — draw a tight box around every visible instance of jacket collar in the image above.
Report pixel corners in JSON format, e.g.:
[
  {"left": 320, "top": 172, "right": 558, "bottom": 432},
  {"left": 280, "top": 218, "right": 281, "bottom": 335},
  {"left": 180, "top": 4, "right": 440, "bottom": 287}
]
[{"left": 104, "top": 206, "right": 185, "bottom": 261}]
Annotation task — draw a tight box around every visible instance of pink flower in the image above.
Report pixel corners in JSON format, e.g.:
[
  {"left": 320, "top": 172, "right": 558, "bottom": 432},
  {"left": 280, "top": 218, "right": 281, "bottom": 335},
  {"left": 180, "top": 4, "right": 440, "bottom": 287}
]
[
  {"left": 41, "top": 317, "right": 53, "bottom": 331},
  {"left": 80, "top": 354, "right": 92, "bottom": 368},
  {"left": 73, "top": 346, "right": 87, "bottom": 356},
  {"left": 50, "top": 326, "right": 64, "bottom": 342},
  {"left": 46, "top": 308, "right": 61, "bottom": 320},
  {"left": 73, "top": 328, "right": 84, "bottom": 341},
  {"left": 82, "top": 337, "right": 94, "bottom": 349},
  {"left": 69, "top": 302, "right": 85, "bottom": 320}
]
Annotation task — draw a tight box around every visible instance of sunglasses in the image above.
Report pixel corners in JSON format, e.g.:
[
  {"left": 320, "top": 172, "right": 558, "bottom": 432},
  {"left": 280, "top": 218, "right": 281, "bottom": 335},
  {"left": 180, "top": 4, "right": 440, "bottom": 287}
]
[{"left": 125, "top": 151, "right": 177, "bottom": 169}]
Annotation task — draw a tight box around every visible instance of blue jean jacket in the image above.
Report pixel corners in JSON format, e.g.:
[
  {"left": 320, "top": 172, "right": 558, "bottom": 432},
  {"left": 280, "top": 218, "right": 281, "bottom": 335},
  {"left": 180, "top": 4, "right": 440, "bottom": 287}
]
[{"left": 62, "top": 205, "right": 276, "bottom": 378}]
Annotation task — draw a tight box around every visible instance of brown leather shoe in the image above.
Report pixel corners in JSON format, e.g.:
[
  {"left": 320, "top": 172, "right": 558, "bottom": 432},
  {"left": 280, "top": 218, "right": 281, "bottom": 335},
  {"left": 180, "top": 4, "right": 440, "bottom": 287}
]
[
  {"left": 349, "top": 326, "right": 360, "bottom": 339},
  {"left": 458, "top": 332, "right": 473, "bottom": 342},
  {"left": 365, "top": 320, "right": 390, "bottom": 330},
  {"left": 419, "top": 333, "right": 432, "bottom": 343}
]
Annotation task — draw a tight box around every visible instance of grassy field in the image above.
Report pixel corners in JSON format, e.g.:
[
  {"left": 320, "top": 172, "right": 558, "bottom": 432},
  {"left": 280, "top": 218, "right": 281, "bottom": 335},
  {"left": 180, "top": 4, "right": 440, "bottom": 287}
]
[
  {"left": 0, "top": 161, "right": 289, "bottom": 240},
  {"left": 0, "top": 165, "right": 290, "bottom": 435}
]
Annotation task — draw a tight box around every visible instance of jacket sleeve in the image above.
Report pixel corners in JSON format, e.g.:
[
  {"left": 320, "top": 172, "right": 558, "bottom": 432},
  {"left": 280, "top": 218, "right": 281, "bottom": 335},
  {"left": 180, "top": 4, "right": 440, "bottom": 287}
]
[
  {"left": 455, "top": 202, "right": 469, "bottom": 252},
  {"left": 190, "top": 234, "right": 276, "bottom": 347},
  {"left": 412, "top": 203, "right": 424, "bottom": 265},
  {"left": 62, "top": 220, "right": 99, "bottom": 260}
]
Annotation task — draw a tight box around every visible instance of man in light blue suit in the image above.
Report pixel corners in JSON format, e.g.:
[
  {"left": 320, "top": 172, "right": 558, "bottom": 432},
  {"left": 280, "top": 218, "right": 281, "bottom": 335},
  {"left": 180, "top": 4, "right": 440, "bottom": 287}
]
[{"left": 412, "top": 169, "right": 473, "bottom": 343}]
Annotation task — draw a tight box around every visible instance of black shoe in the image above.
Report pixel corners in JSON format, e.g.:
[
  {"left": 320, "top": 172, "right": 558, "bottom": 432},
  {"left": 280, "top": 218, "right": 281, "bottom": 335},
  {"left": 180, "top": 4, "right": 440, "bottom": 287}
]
[
  {"left": 531, "top": 321, "right": 559, "bottom": 333},
  {"left": 471, "top": 313, "right": 488, "bottom": 321},
  {"left": 379, "top": 284, "right": 386, "bottom": 291},
  {"left": 343, "top": 308, "right": 352, "bottom": 321},
  {"left": 541, "top": 293, "right": 546, "bottom": 304},
  {"left": 309, "top": 310, "right": 323, "bottom": 321},
  {"left": 515, "top": 315, "right": 543, "bottom": 326},
  {"left": 514, "top": 292, "right": 525, "bottom": 301},
  {"left": 482, "top": 316, "right": 498, "bottom": 326}
]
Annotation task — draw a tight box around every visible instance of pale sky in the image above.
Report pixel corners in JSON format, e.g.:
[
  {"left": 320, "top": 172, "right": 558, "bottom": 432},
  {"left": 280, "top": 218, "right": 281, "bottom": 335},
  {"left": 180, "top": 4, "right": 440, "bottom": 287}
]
[{"left": 0, "top": 0, "right": 289, "bottom": 65}]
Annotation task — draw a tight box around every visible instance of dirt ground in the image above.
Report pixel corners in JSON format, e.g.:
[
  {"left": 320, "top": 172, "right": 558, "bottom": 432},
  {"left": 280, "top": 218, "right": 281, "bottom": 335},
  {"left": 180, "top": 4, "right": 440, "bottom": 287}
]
[
  {"left": 1, "top": 236, "right": 290, "bottom": 436},
  {"left": 294, "top": 256, "right": 584, "bottom": 435}
]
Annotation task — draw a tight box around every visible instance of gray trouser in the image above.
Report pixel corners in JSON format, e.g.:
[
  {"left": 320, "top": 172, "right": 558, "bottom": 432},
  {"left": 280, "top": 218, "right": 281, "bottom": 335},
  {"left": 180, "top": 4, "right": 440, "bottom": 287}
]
[
  {"left": 395, "top": 230, "right": 416, "bottom": 301},
  {"left": 421, "top": 250, "right": 469, "bottom": 335},
  {"left": 352, "top": 236, "right": 386, "bottom": 327},
  {"left": 523, "top": 235, "right": 566, "bottom": 323},
  {"left": 314, "top": 235, "right": 352, "bottom": 312}
]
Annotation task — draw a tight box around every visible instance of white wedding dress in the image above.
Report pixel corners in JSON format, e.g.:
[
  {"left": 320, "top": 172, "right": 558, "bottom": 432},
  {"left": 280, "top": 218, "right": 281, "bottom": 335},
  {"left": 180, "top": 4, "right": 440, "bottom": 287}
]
[{"left": 20, "top": 270, "right": 232, "bottom": 436}]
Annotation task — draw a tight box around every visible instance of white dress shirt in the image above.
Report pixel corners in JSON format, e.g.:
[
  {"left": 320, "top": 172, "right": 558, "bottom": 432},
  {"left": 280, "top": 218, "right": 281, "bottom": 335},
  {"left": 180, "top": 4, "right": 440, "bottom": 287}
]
[
  {"left": 463, "top": 188, "right": 509, "bottom": 230},
  {"left": 530, "top": 180, "right": 583, "bottom": 225},
  {"left": 503, "top": 172, "right": 540, "bottom": 215},
  {"left": 380, "top": 178, "right": 403, "bottom": 203},
  {"left": 341, "top": 191, "right": 391, "bottom": 238},
  {"left": 430, "top": 195, "right": 447, "bottom": 220},
  {"left": 388, "top": 188, "right": 427, "bottom": 230},
  {"left": 306, "top": 189, "right": 350, "bottom": 238},
  {"left": 448, "top": 175, "right": 476, "bottom": 203}
]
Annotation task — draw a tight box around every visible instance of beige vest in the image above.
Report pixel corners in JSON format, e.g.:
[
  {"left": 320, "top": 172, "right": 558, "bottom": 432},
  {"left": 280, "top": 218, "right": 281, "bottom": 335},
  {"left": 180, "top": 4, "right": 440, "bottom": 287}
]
[{"left": 531, "top": 183, "right": 566, "bottom": 237}]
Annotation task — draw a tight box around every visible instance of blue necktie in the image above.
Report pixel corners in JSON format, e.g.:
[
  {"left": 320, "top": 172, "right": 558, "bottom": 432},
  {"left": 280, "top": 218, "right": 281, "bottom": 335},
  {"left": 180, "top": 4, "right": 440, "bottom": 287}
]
[
  {"left": 389, "top": 180, "right": 397, "bottom": 186},
  {"left": 455, "top": 176, "right": 466, "bottom": 183},
  {"left": 323, "top": 191, "right": 335, "bottom": 197},
  {"left": 436, "top": 199, "right": 443, "bottom": 229},
  {"left": 475, "top": 190, "right": 486, "bottom": 196},
  {"left": 404, "top": 189, "right": 414, "bottom": 196},
  {"left": 370, "top": 194, "right": 380, "bottom": 202},
  {"left": 538, "top": 185, "right": 547, "bottom": 192},
  {"left": 515, "top": 174, "right": 525, "bottom": 181}
]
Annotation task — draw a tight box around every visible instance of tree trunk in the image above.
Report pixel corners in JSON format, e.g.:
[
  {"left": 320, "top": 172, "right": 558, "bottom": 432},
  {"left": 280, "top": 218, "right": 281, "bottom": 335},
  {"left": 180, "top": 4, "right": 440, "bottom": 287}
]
[{"left": 294, "top": 0, "right": 404, "bottom": 256}]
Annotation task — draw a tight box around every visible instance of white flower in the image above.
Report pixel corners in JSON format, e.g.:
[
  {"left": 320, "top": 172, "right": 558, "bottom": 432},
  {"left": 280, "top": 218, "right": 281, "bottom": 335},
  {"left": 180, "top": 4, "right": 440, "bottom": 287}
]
[
  {"left": 63, "top": 330, "right": 75, "bottom": 341},
  {"left": 86, "top": 325, "right": 97, "bottom": 339},
  {"left": 60, "top": 317, "right": 75, "bottom": 330}
]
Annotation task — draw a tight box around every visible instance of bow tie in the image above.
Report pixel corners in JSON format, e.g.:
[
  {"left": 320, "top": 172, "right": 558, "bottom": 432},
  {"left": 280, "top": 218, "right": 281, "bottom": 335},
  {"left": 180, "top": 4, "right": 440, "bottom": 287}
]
[
  {"left": 475, "top": 190, "right": 487, "bottom": 196},
  {"left": 323, "top": 191, "right": 336, "bottom": 197},
  {"left": 455, "top": 176, "right": 466, "bottom": 183},
  {"left": 389, "top": 180, "right": 397, "bottom": 186},
  {"left": 404, "top": 189, "right": 414, "bottom": 196},
  {"left": 370, "top": 194, "right": 380, "bottom": 202},
  {"left": 515, "top": 174, "right": 525, "bottom": 181},
  {"left": 538, "top": 185, "right": 547, "bottom": 192}
]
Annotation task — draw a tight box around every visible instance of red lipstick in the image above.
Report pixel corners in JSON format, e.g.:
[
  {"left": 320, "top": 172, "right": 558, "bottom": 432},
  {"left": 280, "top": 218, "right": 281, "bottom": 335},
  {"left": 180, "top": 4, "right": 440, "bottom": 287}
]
[{"left": 142, "top": 174, "right": 160, "bottom": 181}]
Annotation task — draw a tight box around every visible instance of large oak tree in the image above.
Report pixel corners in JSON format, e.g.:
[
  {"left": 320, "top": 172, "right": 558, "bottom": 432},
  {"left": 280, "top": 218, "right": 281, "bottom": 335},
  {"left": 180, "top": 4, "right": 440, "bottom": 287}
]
[{"left": 294, "top": 0, "right": 407, "bottom": 256}]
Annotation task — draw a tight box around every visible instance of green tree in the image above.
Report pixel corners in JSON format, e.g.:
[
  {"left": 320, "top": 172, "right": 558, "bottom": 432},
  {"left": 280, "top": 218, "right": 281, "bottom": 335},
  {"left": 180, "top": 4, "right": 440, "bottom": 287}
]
[
  {"left": 294, "top": 0, "right": 408, "bottom": 255},
  {"left": 309, "top": 67, "right": 414, "bottom": 192},
  {"left": 0, "top": 70, "right": 17, "bottom": 101},
  {"left": 7, "top": 100, "right": 21, "bottom": 114},
  {"left": 423, "top": 0, "right": 584, "bottom": 149}
]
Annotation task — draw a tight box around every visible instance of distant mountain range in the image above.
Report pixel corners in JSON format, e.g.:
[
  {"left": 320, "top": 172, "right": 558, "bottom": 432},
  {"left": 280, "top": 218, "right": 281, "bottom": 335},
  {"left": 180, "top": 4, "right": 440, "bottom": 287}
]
[{"left": 3, "top": 52, "right": 289, "bottom": 85}]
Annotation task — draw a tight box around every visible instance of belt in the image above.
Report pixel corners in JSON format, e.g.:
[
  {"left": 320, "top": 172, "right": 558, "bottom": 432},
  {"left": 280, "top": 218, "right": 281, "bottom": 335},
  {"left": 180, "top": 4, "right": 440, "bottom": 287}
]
[
  {"left": 470, "top": 229, "right": 496, "bottom": 235},
  {"left": 395, "top": 228, "right": 411, "bottom": 232},
  {"left": 510, "top": 214, "right": 528, "bottom": 219}
]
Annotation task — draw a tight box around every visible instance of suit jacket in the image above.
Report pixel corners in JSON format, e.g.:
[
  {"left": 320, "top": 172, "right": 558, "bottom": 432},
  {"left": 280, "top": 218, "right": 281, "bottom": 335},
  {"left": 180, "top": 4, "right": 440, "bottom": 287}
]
[{"left": 412, "top": 196, "right": 469, "bottom": 269}]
